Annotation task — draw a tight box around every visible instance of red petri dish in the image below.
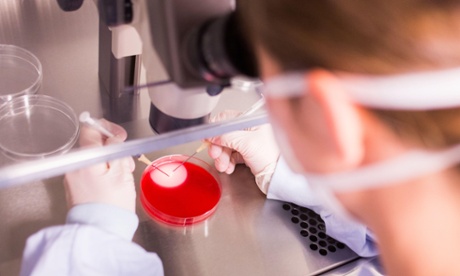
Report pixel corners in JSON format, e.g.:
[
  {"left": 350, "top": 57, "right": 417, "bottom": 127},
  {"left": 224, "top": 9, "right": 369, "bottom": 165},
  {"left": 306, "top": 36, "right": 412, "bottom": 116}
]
[{"left": 140, "top": 155, "right": 221, "bottom": 226}]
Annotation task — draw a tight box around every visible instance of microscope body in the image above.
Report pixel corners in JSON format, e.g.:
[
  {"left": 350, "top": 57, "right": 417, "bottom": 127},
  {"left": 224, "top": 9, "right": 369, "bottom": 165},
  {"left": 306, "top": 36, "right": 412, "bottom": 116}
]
[
  {"left": 59, "top": 0, "right": 256, "bottom": 133},
  {"left": 143, "top": 0, "right": 235, "bottom": 133}
]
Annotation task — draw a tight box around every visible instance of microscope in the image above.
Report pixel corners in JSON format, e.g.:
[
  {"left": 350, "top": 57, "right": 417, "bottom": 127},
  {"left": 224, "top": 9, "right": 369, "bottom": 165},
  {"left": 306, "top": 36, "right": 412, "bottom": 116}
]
[{"left": 57, "top": 0, "right": 258, "bottom": 133}]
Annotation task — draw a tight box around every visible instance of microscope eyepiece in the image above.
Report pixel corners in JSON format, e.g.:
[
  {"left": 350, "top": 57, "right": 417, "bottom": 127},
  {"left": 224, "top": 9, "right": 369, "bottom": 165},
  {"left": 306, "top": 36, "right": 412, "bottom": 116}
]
[
  {"left": 183, "top": 12, "right": 258, "bottom": 86},
  {"left": 57, "top": 0, "right": 84, "bottom": 11}
]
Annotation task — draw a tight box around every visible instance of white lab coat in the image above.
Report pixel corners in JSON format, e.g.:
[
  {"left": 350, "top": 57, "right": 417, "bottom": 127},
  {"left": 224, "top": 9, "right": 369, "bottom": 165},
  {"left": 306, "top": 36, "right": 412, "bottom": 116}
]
[
  {"left": 267, "top": 157, "right": 379, "bottom": 257},
  {"left": 20, "top": 203, "right": 163, "bottom": 276}
]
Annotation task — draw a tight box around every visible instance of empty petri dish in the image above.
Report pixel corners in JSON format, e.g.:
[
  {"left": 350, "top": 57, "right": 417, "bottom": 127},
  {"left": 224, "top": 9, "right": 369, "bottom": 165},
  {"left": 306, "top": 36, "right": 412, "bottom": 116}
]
[
  {"left": 140, "top": 155, "right": 221, "bottom": 226},
  {"left": 0, "top": 45, "right": 42, "bottom": 104},
  {"left": 0, "top": 95, "right": 80, "bottom": 160}
]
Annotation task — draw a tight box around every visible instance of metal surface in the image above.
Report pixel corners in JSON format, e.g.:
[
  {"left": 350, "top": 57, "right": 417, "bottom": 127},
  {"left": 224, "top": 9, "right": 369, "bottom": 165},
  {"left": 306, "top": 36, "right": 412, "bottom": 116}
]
[
  {"left": 132, "top": 155, "right": 359, "bottom": 276},
  {"left": 0, "top": 1, "right": 367, "bottom": 275},
  {"left": 280, "top": 203, "right": 357, "bottom": 262},
  {"left": 322, "top": 257, "right": 385, "bottom": 275}
]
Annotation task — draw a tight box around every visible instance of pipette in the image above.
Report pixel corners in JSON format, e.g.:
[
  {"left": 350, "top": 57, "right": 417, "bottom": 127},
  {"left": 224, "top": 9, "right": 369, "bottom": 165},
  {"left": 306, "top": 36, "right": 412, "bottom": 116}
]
[
  {"left": 79, "top": 111, "right": 170, "bottom": 176},
  {"left": 172, "top": 97, "right": 265, "bottom": 172},
  {"left": 79, "top": 111, "right": 115, "bottom": 138}
]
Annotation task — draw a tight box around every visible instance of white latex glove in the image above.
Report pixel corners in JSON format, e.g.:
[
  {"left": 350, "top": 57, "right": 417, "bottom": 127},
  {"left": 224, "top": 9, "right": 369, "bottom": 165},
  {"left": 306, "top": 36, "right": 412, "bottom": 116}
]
[
  {"left": 207, "top": 110, "right": 280, "bottom": 194},
  {"left": 64, "top": 119, "right": 136, "bottom": 212}
]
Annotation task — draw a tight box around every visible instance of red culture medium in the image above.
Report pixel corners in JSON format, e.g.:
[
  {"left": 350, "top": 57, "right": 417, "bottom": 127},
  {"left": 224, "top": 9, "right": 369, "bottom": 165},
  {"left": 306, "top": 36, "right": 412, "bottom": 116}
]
[{"left": 141, "top": 158, "right": 221, "bottom": 226}]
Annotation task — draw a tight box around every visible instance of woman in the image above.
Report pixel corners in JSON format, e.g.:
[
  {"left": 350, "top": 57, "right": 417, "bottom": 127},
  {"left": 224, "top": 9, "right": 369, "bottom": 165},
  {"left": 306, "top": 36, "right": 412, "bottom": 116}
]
[{"left": 208, "top": 0, "right": 460, "bottom": 274}]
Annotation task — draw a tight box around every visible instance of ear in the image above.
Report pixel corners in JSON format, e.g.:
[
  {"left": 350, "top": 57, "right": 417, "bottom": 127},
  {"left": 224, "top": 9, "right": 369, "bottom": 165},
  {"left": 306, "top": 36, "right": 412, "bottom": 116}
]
[{"left": 307, "top": 69, "right": 365, "bottom": 170}]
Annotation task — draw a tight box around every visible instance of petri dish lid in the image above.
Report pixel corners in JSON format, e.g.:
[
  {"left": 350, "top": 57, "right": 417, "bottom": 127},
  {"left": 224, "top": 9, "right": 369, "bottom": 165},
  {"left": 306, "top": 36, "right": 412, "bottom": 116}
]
[
  {"left": 0, "top": 44, "right": 42, "bottom": 104},
  {"left": 140, "top": 154, "right": 221, "bottom": 226},
  {"left": 0, "top": 95, "right": 80, "bottom": 160}
]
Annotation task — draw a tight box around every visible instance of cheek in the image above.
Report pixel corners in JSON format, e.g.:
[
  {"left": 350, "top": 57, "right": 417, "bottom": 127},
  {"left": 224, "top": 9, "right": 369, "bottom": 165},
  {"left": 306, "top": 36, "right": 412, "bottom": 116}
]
[
  {"left": 266, "top": 99, "right": 294, "bottom": 139},
  {"left": 266, "top": 99, "right": 310, "bottom": 172},
  {"left": 267, "top": 98, "right": 335, "bottom": 173}
]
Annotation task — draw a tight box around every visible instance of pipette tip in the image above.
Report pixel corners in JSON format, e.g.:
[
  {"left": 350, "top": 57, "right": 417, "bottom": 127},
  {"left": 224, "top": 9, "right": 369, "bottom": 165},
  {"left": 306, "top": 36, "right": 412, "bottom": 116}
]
[{"left": 79, "top": 111, "right": 91, "bottom": 124}]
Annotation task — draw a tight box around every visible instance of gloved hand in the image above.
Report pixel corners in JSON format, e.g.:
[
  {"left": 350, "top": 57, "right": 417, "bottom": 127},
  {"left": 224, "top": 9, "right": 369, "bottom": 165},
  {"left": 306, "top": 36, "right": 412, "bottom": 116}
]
[
  {"left": 64, "top": 119, "right": 136, "bottom": 212},
  {"left": 207, "top": 110, "right": 280, "bottom": 194}
]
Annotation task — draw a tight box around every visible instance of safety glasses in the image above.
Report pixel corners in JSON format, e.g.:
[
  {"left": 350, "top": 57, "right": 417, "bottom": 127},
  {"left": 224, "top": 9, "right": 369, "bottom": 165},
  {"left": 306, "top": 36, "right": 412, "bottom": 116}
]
[
  {"left": 261, "top": 67, "right": 460, "bottom": 192},
  {"left": 263, "top": 67, "right": 460, "bottom": 110}
]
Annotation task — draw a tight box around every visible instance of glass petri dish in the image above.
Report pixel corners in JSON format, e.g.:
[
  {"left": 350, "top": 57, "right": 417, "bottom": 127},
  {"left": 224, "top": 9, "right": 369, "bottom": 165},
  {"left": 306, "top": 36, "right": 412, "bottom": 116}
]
[
  {"left": 140, "top": 155, "right": 221, "bottom": 226},
  {"left": 0, "top": 95, "right": 80, "bottom": 160},
  {"left": 0, "top": 44, "right": 42, "bottom": 104}
]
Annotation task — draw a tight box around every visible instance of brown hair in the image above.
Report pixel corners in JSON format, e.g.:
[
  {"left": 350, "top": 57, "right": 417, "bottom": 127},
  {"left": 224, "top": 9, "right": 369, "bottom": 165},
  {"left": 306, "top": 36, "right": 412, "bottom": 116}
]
[{"left": 237, "top": 0, "right": 460, "bottom": 148}]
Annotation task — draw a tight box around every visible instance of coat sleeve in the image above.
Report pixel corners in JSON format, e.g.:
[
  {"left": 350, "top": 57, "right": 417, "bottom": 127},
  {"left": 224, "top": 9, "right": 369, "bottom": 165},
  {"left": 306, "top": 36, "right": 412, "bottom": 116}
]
[
  {"left": 20, "top": 203, "right": 164, "bottom": 276},
  {"left": 266, "top": 157, "right": 379, "bottom": 257}
]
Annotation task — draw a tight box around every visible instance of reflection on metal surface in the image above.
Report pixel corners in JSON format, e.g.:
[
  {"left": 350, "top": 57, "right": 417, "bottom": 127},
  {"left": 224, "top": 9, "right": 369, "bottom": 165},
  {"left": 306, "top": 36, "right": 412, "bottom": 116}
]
[
  {"left": 204, "top": 220, "right": 209, "bottom": 237},
  {"left": 0, "top": 1, "right": 24, "bottom": 43},
  {"left": 134, "top": 184, "right": 361, "bottom": 276},
  {"left": 322, "top": 256, "right": 385, "bottom": 276}
]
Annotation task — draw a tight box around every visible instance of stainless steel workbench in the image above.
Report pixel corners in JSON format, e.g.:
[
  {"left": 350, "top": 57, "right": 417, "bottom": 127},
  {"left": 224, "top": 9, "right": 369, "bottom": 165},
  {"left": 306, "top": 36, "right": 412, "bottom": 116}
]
[{"left": 0, "top": 1, "right": 382, "bottom": 275}]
